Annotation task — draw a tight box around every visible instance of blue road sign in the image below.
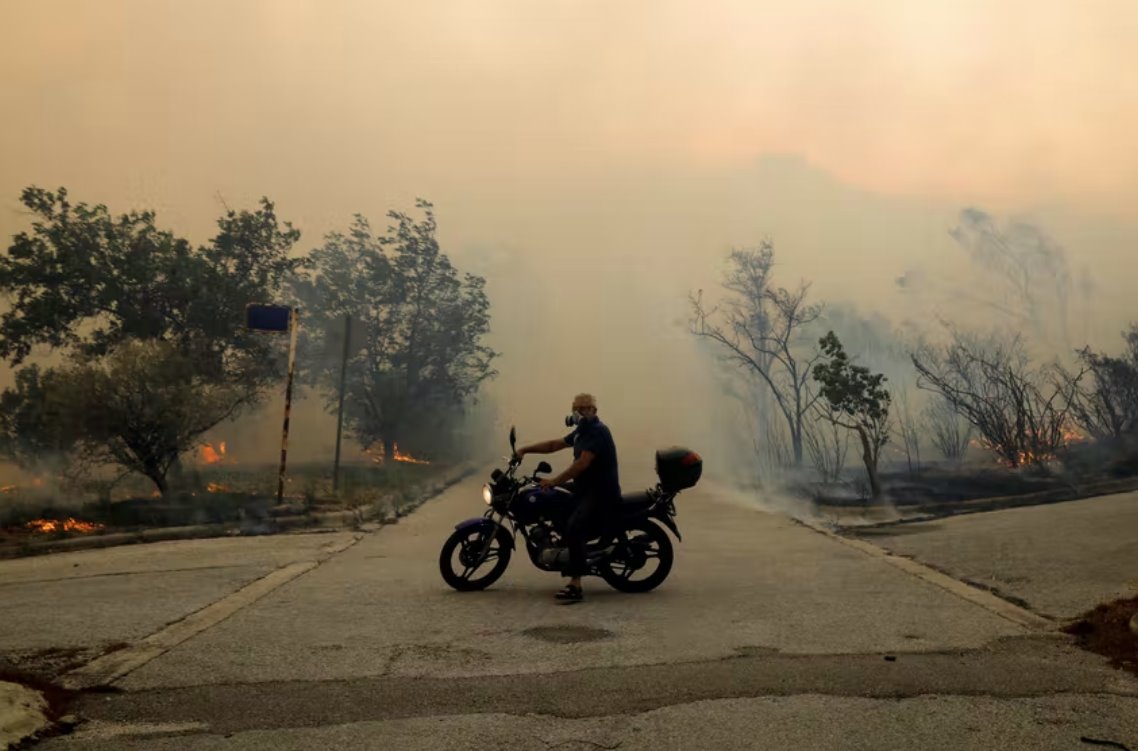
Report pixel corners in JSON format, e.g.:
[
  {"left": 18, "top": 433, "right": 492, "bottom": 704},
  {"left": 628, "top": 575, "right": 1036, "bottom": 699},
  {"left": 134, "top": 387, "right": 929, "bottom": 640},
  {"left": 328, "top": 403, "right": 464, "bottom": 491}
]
[{"left": 246, "top": 304, "right": 292, "bottom": 332}]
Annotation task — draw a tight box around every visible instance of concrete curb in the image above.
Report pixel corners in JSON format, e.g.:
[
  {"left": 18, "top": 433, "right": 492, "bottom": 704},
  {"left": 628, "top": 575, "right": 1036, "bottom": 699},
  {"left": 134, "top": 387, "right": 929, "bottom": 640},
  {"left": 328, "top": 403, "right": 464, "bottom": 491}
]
[{"left": 0, "top": 463, "right": 478, "bottom": 560}]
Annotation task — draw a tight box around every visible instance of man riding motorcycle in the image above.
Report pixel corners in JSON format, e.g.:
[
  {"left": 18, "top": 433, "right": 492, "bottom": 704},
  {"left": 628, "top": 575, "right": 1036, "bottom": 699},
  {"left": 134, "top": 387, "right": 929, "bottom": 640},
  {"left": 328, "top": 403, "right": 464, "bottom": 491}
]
[{"left": 513, "top": 392, "right": 621, "bottom": 602}]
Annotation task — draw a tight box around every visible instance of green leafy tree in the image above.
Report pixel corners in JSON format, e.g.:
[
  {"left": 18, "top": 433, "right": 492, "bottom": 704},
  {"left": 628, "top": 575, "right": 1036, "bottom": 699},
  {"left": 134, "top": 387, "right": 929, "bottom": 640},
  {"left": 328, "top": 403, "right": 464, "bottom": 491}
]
[
  {"left": 47, "top": 340, "right": 252, "bottom": 495},
  {"left": 0, "top": 186, "right": 305, "bottom": 488},
  {"left": 812, "top": 331, "right": 892, "bottom": 499},
  {"left": 0, "top": 365, "right": 76, "bottom": 471},
  {"left": 0, "top": 186, "right": 302, "bottom": 384},
  {"left": 292, "top": 200, "right": 498, "bottom": 459}
]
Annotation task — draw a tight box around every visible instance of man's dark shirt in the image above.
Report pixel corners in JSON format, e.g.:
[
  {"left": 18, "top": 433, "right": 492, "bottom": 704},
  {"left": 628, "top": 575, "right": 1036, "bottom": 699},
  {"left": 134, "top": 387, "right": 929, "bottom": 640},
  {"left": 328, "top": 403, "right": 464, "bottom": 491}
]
[{"left": 563, "top": 418, "right": 621, "bottom": 499}]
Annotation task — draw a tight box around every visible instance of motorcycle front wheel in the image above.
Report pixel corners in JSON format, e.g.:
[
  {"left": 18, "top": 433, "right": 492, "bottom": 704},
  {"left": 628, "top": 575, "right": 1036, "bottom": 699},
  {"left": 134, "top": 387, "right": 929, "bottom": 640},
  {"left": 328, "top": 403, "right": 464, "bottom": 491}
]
[
  {"left": 600, "top": 519, "right": 674, "bottom": 593},
  {"left": 439, "top": 525, "right": 513, "bottom": 591}
]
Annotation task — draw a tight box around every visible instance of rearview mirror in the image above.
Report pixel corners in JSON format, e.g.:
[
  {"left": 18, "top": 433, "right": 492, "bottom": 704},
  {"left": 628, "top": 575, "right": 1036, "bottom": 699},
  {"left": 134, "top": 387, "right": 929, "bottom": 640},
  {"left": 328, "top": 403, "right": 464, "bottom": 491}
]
[
  {"left": 509, "top": 425, "right": 516, "bottom": 450},
  {"left": 536, "top": 461, "right": 552, "bottom": 475}
]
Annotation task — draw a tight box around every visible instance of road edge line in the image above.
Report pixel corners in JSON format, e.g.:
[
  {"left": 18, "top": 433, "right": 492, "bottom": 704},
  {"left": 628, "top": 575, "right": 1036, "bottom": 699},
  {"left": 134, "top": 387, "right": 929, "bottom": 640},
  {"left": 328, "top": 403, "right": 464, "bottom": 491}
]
[{"left": 61, "top": 535, "right": 362, "bottom": 690}]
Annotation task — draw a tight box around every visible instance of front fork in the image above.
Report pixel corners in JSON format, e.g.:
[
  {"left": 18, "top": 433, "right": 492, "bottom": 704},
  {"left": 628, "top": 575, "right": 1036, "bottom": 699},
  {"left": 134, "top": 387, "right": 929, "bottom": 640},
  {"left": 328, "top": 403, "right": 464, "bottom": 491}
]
[{"left": 471, "top": 510, "right": 513, "bottom": 568}]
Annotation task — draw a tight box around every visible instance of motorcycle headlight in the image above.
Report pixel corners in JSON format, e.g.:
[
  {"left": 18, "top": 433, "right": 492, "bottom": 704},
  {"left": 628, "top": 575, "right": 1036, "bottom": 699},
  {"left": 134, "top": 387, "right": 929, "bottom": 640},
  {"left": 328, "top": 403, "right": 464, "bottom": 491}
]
[{"left": 482, "top": 484, "right": 493, "bottom": 505}]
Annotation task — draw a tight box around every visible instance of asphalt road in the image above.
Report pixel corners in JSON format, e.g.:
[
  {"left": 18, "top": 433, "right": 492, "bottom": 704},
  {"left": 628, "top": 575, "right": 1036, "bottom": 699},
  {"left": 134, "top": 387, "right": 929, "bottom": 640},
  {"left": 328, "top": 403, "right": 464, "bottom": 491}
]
[
  {"left": 3, "top": 474, "right": 1137, "bottom": 749},
  {"left": 849, "top": 490, "right": 1138, "bottom": 619}
]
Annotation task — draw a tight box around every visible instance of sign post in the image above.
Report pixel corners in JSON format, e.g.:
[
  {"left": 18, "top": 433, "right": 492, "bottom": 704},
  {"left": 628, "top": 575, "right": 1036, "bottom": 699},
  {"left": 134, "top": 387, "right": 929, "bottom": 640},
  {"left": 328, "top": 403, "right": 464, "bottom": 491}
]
[
  {"left": 277, "top": 307, "right": 300, "bottom": 506},
  {"left": 245, "top": 303, "right": 300, "bottom": 506}
]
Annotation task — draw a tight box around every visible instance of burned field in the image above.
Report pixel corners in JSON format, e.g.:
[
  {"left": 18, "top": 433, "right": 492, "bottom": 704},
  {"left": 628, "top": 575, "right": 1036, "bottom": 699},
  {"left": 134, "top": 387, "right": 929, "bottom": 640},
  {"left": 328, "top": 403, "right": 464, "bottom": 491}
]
[
  {"left": 0, "top": 440, "right": 446, "bottom": 557},
  {"left": 805, "top": 426, "right": 1138, "bottom": 527}
]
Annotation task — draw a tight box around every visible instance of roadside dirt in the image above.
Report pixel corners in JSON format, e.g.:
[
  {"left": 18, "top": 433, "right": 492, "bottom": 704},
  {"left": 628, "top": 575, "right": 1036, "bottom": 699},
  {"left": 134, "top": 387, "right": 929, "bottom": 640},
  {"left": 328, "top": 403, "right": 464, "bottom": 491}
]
[{"left": 1063, "top": 595, "right": 1138, "bottom": 676}]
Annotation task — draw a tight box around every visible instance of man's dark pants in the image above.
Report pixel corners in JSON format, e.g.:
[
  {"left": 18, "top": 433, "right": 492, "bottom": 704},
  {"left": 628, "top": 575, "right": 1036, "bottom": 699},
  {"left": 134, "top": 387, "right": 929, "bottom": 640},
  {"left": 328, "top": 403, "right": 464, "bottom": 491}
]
[{"left": 564, "top": 490, "right": 619, "bottom": 578}]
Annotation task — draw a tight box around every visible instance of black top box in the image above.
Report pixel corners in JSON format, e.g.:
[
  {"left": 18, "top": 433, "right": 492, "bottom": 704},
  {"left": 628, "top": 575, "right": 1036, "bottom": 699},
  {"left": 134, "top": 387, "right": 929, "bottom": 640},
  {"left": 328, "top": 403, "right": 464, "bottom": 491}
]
[{"left": 655, "top": 447, "right": 703, "bottom": 492}]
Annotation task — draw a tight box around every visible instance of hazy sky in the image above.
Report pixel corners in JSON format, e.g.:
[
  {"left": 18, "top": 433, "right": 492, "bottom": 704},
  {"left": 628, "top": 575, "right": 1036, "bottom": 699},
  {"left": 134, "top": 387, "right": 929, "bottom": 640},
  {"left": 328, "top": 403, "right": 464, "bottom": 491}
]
[{"left": 1, "top": 1, "right": 1135, "bottom": 475}]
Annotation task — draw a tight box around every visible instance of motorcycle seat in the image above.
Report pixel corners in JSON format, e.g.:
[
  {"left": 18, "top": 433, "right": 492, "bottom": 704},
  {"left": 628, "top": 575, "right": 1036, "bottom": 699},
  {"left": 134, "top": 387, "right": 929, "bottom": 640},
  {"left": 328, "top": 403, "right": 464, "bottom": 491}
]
[{"left": 619, "top": 492, "right": 655, "bottom": 512}]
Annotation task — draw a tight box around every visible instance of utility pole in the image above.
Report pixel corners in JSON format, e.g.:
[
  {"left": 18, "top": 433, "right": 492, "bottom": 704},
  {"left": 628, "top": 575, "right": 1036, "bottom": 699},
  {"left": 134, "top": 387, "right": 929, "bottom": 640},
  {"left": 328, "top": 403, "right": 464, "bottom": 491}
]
[{"left": 332, "top": 313, "right": 352, "bottom": 494}]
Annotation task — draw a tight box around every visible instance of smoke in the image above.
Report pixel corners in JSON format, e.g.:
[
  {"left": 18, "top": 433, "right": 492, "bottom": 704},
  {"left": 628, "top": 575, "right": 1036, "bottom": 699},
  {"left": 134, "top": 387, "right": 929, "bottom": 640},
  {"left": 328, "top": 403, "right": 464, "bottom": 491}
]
[
  {"left": 3, "top": 0, "right": 1138, "bottom": 502},
  {"left": 697, "top": 477, "right": 822, "bottom": 524},
  {"left": 896, "top": 207, "right": 1095, "bottom": 361},
  {"left": 2, "top": 153, "right": 1134, "bottom": 509}
]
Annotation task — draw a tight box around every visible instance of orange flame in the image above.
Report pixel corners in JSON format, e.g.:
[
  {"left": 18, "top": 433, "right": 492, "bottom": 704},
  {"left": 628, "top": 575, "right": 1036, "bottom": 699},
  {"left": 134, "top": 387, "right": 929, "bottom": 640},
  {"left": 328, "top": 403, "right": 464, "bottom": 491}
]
[
  {"left": 200, "top": 441, "right": 227, "bottom": 464},
  {"left": 365, "top": 443, "right": 430, "bottom": 465},
  {"left": 206, "top": 482, "right": 231, "bottom": 493},
  {"left": 967, "top": 420, "right": 1092, "bottom": 468},
  {"left": 0, "top": 478, "right": 48, "bottom": 494},
  {"left": 25, "top": 518, "right": 104, "bottom": 534},
  {"left": 1062, "top": 425, "right": 1089, "bottom": 445},
  {"left": 393, "top": 444, "right": 430, "bottom": 465}
]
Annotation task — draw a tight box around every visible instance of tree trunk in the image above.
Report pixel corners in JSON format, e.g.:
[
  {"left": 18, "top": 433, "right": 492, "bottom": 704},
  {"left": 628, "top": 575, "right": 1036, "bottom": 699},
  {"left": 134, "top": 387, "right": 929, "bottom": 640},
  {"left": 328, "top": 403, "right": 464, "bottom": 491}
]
[
  {"left": 856, "top": 428, "right": 882, "bottom": 501},
  {"left": 148, "top": 470, "right": 169, "bottom": 498},
  {"left": 787, "top": 412, "right": 804, "bottom": 467},
  {"left": 166, "top": 455, "right": 186, "bottom": 493},
  {"left": 383, "top": 437, "right": 395, "bottom": 461},
  {"left": 792, "top": 385, "right": 804, "bottom": 467}
]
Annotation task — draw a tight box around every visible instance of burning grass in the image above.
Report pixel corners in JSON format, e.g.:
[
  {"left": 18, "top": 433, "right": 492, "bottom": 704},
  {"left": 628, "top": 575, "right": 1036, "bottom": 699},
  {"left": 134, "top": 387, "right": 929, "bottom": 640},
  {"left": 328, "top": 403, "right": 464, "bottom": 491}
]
[
  {"left": 964, "top": 421, "right": 1092, "bottom": 469},
  {"left": 1063, "top": 595, "right": 1138, "bottom": 676},
  {"left": 24, "top": 518, "right": 104, "bottom": 535},
  {"left": 362, "top": 443, "right": 431, "bottom": 465}
]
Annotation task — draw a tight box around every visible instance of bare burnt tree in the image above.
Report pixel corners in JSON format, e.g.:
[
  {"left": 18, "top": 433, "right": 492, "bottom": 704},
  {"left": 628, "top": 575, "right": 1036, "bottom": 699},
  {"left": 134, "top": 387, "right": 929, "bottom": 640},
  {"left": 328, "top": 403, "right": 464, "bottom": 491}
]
[
  {"left": 897, "top": 209, "right": 1085, "bottom": 355},
  {"left": 894, "top": 386, "right": 922, "bottom": 476},
  {"left": 911, "top": 328, "right": 1085, "bottom": 468},
  {"left": 731, "top": 369, "right": 793, "bottom": 476},
  {"left": 690, "top": 242, "right": 823, "bottom": 467},
  {"left": 951, "top": 208, "right": 1074, "bottom": 352},
  {"left": 1062, "top": 325, "right": 1138, "bottom": 441},
  {"left": 703, "top": 354, "right": 791, "bottom": 483},
  {"left": 920, "top": 394, "right": 973, "bottom": 466},
  {"left": 803, "top": 412, "right": 850, "bottom": 484}
]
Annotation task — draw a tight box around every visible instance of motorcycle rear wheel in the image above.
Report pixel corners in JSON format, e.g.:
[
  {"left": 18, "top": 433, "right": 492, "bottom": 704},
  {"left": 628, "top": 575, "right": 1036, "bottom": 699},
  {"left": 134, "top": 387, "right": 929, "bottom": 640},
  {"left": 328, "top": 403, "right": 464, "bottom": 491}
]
[
  {"left": 439, "top": 526, "right": 513, "bottom": 591},
  {"left": 600, "top": 520, "right": 674, "bottom": 593}
]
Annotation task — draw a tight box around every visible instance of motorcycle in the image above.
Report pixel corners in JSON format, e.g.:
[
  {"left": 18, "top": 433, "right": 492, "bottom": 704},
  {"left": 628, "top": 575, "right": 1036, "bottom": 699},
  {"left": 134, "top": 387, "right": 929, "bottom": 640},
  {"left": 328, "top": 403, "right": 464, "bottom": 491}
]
[{"left": 438, "top": 425, "right": 703, "bottom": 593}]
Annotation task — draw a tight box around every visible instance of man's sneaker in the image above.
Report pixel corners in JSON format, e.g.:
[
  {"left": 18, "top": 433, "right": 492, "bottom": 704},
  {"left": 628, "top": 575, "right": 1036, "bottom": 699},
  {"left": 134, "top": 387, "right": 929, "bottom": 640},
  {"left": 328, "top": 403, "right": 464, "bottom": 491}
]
[{"left": 554, "top": 584, "right": 583, "bottom": 602}]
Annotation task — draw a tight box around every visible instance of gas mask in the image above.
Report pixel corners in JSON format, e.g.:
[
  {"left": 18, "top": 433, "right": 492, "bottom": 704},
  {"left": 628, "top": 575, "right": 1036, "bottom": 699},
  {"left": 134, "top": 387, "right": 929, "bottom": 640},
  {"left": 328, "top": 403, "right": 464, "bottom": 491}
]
[{"left": 565, "top": 409, "right": 594, "bottom": 427}]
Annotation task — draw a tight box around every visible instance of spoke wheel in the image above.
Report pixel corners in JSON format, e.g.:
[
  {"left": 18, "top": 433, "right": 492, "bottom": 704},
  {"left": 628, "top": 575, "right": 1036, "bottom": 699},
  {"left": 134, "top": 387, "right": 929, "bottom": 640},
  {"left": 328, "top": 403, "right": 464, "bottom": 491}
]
[
  {"left": 600, "top": 520, "right": 674, "bottom": 593},
  {"left": 439, "top": 525, "right": 512, "bottom": 591}
]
